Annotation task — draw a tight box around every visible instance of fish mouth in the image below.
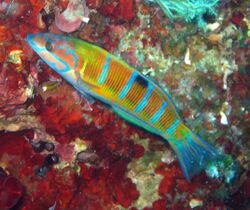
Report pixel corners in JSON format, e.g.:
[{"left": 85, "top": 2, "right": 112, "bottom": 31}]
[
  {"left": 27, "top": 33, "right": 45, "bottom": 55},
  {"left": 27, "top": 34, "right": 36, "bottom": 48}
]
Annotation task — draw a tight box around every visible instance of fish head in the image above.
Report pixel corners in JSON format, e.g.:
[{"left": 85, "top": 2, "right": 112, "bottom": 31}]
[{"left": 27, "top": 33, "right": 80, "bottom": 82}]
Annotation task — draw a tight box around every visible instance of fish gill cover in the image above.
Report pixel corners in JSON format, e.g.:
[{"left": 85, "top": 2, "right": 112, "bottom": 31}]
[{"left": 0, "top": 0, "right": 250, "bottom": 210}]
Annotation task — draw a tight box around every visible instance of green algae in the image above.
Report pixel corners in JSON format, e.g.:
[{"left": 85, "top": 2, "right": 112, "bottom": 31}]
[{"left": 148, "top": 0, "right": 219, "bottom": 29}]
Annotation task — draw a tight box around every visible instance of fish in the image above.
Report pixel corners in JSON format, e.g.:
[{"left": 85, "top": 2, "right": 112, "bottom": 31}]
[{"left": 27, "top": 33, "right": 218, "bottom": 181}]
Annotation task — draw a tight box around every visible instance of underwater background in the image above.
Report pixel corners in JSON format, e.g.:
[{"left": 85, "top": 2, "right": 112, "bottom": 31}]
[{"left": 0, "top": 0, "right": 249, "bottom": 209}]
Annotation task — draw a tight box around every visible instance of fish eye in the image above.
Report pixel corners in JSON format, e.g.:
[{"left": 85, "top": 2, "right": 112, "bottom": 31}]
[{"left": 45, "top": 40, "right": 53, "bottom": 51}]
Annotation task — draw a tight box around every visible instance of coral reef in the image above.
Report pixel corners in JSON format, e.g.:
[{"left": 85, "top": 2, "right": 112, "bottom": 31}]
[{"left": 0, "top": 0, "right": 249, "bottom": 209}]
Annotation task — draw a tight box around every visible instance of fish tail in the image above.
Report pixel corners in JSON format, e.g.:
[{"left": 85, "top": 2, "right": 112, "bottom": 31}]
[{"left": 165, "top": 125, "right": 218, "bottom": 181}]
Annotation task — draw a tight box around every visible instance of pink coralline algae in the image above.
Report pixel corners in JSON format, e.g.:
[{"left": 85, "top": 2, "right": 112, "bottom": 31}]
[
  {"left": 0, "top": 0, "right": 250, "bottom": 209},
  {"left": 55, "top": 0, "right": 90, "bottom": 33}
]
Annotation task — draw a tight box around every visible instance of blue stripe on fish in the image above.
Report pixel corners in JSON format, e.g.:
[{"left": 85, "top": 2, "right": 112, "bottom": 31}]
[
  {"left": 56, "top": 45, "right": 78, "bottom": 70},
  {"left": 150, "top": 101, "right": 168, "bottom": 123},
  {"left": 135, "top": 84, "right": 153, "bottom": 113},
  {"left": 119, "top": 72, "right": 137, "bottom": 100},
  {"left": 27, "top": 36, "right": 70, "bottom": 73},
  {"left": 166, "top": 119, "right": 180, "bottom": 136},
  {"left": 98, "top": 55, "right": 111, "bottom": 85}
]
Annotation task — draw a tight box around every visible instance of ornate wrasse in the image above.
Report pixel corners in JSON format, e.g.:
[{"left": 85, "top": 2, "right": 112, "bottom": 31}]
[{"left": 27, "top": 33, "right": 217, "bottom": 181}]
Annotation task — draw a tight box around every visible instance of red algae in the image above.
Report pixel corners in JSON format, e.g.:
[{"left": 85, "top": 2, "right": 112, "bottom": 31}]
[
  {"left": 77, "top": 161, "right": 139, "bottom": 209},
  {"left": 0, "top": 0, "right": 249, "bottom": 209},
  {"left": 0, "top": 168, "right": 23, "bottom": 210},
  {"left": 99, "top": 0, "right": 136, "bottom": 23},
  {"left": 86, "top": 0, "right": 103, "bottom": 9},
  {"left": 0, "top": 63, "right": 28, "bottom": 117},
  {"left": 34, "top": 84, "right": 86, "bottom": 143}
]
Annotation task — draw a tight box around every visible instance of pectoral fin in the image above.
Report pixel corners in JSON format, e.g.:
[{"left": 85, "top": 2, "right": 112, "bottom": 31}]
[
  {"left": 75, "top": 70, "right": 99, "bottom": 88},
  {"left": 72, "top": 72, "right": 97, "bottom": 104}
]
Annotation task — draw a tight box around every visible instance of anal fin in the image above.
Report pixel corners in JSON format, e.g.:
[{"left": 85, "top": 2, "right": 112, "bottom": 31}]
[{"left": 112, "top": 105, "right": 159, "bottom": 135}]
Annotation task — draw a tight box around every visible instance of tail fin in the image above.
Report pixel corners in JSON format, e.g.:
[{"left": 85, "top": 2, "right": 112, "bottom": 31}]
[{"left": 166, "top": 126, "right": 218, "bottom": 181}]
